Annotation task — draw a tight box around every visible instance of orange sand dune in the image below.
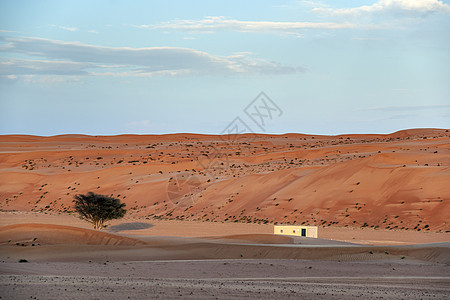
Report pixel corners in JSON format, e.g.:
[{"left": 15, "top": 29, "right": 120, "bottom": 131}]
[
  {"left": 1, "top": 128, "right": 449, "bottom": 233},
  {"left": 0, "top": 224, "right": 145, "bottom": 246}
]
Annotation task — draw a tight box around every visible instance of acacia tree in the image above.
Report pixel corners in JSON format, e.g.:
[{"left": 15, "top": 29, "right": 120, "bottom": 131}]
[{"left": 73, "top": 192, "right": 126, "bottom": 230}]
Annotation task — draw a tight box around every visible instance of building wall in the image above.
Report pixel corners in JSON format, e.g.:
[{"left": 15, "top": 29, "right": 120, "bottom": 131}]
[{"left": 273, "top": 225, "right": 318, "bottom": 238}]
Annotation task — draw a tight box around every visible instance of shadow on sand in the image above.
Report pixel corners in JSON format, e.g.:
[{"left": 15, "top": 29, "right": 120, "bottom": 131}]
[{"left": 107, "top": 222, "right": 153, "bottom": 232}]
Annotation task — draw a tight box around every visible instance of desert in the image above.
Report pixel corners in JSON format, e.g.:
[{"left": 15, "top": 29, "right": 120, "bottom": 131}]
[
  {"left": 1, "top": 129, "right": 449, "bottom": 299},
  {"left": 3, "top": 0, "right": 450, "bottom": 298}
]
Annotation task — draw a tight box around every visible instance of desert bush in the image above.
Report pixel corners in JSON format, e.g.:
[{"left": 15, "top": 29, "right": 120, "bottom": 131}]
[{"left": 73, "top": 192, "right": 126, "bottom": 230}]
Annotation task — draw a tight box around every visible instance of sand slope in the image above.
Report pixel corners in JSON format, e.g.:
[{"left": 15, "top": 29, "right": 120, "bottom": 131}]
[
  {"left": 1, "top": 128, "right": 449, "bottom": 231},
  {"left": 0, "top": 224, "right": 145, "bottom": 246}
]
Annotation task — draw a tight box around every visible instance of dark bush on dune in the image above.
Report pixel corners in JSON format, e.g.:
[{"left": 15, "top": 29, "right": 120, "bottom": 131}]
[{"left": 73, "top": 192, "right": 126, "bottom": 230}]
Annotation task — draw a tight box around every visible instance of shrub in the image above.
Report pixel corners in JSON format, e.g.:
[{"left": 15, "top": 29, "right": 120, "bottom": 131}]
[{"left": 73, "top": 192, "right": 126, "bottom": 230}]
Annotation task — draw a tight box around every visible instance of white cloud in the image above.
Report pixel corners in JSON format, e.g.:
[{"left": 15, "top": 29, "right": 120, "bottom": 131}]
[
  {"left": 21, "top": 75, "right": 82, "bottom": 84},
  {"left": 135, "top": 16, "right": 356, "bottom": 34},
  {"left": 132, "top": 3, "right": 449, "bottom": 36},
  {"left": 313, "top": 0, "right": 450, "bottom": 16},
  {"left": 89, "top": 69, "right": 193, "bottom": 77},
  {"left": 88, "top": 30, "right": 99, "bottom": 34},
  {"left": 58, "top": 26, "right": 78, "bottom": 32},
  {"left": 0, "top": 58, "right": 90, "bottom": 76},
  {"left": 0, "top": 36, "right": 304, "bottom": 78}
]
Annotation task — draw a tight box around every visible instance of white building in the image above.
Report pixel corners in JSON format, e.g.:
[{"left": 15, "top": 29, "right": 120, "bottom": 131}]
[{"left": 274, "top": 225, "right": 318, "bottom": 238}]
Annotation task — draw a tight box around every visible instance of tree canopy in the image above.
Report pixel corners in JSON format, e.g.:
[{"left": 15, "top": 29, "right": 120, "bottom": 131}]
[{"left": 73, "top": 192, "right": 126, "bottom": 230}]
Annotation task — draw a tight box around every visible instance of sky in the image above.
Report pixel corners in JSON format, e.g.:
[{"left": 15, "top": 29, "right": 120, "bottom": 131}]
[{"left": 0, "top": 0, "right": 449, "bottom": 136}]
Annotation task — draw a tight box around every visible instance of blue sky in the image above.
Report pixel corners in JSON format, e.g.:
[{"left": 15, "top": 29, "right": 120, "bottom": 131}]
[{"left": 1, "top": 0, "right": 449, "bottom": 135}]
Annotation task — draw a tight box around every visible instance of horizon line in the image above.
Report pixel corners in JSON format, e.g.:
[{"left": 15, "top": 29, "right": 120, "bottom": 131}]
[{"left": 1, "top": 128, "right": 448, "bottom": 138}]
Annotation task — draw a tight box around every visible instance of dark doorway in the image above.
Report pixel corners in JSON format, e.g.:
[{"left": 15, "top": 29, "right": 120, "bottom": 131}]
[{"left": 301, "top": 228, "right": 306, "bottom": 237}]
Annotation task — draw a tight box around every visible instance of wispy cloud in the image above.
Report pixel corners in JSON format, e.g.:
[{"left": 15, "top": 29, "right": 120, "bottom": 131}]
[
  {"left": 0, "top": 35, "right": 305, "bottom": 79},
  {"left": 313, "top": 0, "right": 450, "bottom": 17},
  {"left": 87, "top": 30, "right": 99, "bottom": 34},
  {"left": 0, "top": 29, "right": 18, "bottom": 33},
  {"left": 132, "top": 2, "right": 449, "bottom": 37},
  {"left": 0, "top": 58, "right": 90, "bottom": 76},
  {"left": 134, "top": 16, "right": 356, "bottom": 35},
  {"left": 58, "top": 25, "right": 78, "bottom": 32},
  {"left": 23, "top": 75, "right": 82, "bottom": 84}
]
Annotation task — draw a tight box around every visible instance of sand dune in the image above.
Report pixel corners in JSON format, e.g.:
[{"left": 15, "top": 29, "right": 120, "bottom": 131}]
[
  {"left": 0, "top": 128, "right": 449, "bottom": 232},
  {"left": 0, "top": 223, "right": 448, "bottom": 265},
  {"left": 0, "top": 224, "right": 145, "bottom": 246}
]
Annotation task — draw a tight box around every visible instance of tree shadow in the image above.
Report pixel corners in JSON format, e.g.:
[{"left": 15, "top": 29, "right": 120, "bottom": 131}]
[{"left": 107, "top": 222, "right": 153, "bottom": 232}]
